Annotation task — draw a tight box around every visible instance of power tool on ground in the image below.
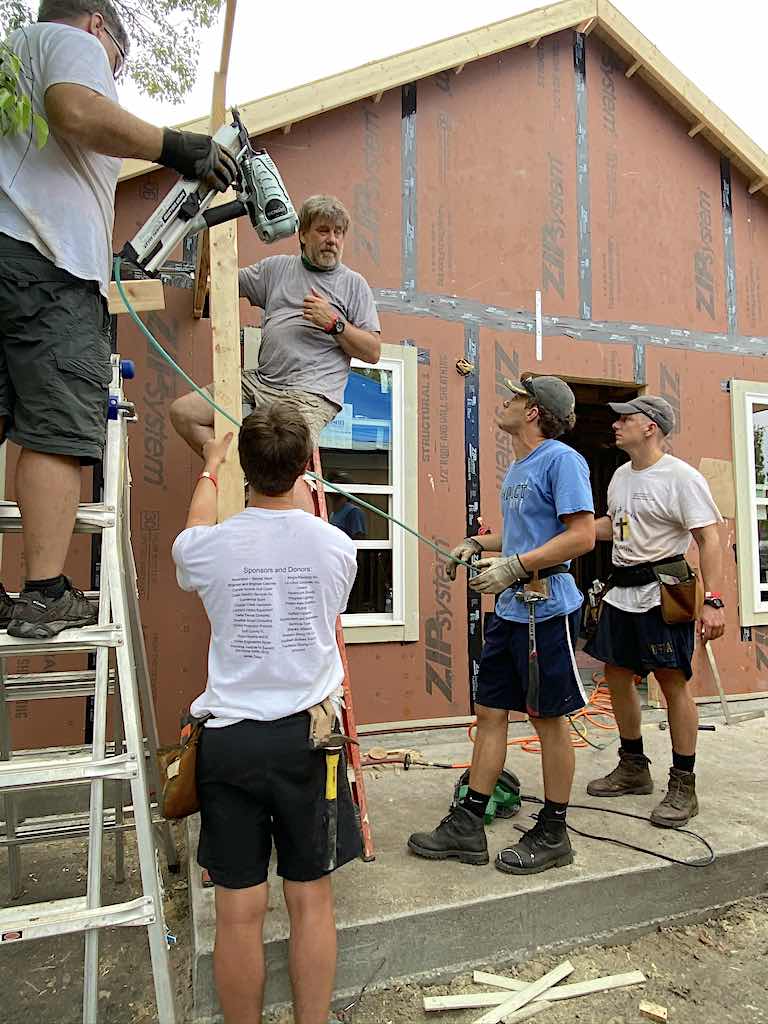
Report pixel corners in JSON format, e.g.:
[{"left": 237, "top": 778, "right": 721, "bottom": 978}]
[
  {"left": 120, "top": 108, "right": 298, "bottom": 275},
  {"left": 453, "top": 768, "right": 521, "bottom": 826}
]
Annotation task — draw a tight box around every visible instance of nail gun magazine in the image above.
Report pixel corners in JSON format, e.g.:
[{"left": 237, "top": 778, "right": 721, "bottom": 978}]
[{"left": 119, "top": 108, "right": 298, "bottom": 275}]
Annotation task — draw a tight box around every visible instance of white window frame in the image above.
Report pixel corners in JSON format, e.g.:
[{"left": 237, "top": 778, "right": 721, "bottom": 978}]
[
  {"left": 324, "top": 343, "right": 419, "bottom": 644},
  {"left": 731, "top": 379, "right": 768, "bottom": 625}
]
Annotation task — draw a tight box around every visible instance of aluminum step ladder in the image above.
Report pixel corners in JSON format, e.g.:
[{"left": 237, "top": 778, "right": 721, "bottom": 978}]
[{"left": 0, "top": 356, "right": 178, "bottom": 1023}]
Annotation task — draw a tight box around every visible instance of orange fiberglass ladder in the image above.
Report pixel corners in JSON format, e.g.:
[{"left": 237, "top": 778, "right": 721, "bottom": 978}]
[{"left": 309, "top": 448, "right": 375, "bottom": 862}]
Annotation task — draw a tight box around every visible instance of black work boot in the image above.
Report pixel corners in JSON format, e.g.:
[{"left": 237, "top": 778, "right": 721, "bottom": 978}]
[
  {"left": 650, "top": 767, "right": 699, "bottom": 828},
  {"left": 0, "top": 584, "right": 16, "bottom": 627},
  {"left": 407, "top": 805, "right": 489, "bottom": 865},
  {"left": 7, "top": 581, "right": 97, "bottom": 640},
  {"left": 586, "top": 748, "right": 653, "bottom": 797},
  {"left": 495, "top": 816, "right": 574, "bottom": 875}
]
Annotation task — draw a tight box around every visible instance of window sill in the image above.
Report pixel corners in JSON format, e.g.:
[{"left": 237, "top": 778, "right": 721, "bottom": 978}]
[{"left": 341, "top": 621, "right": 419, "bottom": 644}]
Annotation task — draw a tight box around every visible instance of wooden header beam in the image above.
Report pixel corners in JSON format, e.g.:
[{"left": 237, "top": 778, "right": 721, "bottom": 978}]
[{"left": 107, "top": 278, "right": 165, "bottom": 316}]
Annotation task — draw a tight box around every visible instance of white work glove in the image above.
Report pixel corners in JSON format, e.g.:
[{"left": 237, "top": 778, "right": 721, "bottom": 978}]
[
  {"left": 468, "top": 554, "right": 529, "bottom": 594},
  {"left": 446, "top": 537, "right": 484, "bottom": 581}
]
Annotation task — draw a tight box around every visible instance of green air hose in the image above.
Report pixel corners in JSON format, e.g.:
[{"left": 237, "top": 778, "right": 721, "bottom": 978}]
[{"left": 113, "top": 256, "right": 473, "bottom": 573}]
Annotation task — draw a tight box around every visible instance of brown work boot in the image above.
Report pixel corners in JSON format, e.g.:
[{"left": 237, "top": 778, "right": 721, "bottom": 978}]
[
  {"left": 586, "top": 748, "right": 653, "bottom": 797},
  {"left": 650, "top": 767, "right": 698, "bottom": 829}
]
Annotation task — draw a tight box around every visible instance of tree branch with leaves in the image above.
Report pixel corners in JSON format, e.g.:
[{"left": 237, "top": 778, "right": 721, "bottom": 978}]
[{"left": 1, "top": 0, "right": 224, "bottom": 105}]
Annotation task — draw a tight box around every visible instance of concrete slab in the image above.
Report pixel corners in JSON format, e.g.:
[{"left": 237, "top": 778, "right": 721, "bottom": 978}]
[{"left": 188, "top": 714, "right": 768, "bottom": 1021}]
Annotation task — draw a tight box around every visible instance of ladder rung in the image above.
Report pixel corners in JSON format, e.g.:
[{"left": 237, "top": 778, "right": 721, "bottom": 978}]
[
  {"left": 0, "top": 753, "right": 137, "bottom": 790},
  {"left": 0, "top": 625, "right": 123, "bottom": 656},
  {"left": 0, "top": 501, "right": 115, "bottom": 534},
  {"left": 0, "top": 895, "right": 155, "bottom": 942},
  {"left": 3, "top": 669, "right": 116, "bottom": 701},
  {"left": 0, "top": 804, "right": 165, "bottom": 847}
]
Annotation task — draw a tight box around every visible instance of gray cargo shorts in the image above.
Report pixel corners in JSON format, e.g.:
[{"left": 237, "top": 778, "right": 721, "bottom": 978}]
[
  {"left": 0, "top": 234, "right": 112, "bottom": 465},
  {"left": 207, "top": 372, "right": 339, "bottom": 447}
]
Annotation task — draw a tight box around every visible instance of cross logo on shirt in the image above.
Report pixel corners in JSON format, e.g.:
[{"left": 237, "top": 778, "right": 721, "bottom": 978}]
[{"left": 616, "top": 513, "right": 631, "bottom": 541}]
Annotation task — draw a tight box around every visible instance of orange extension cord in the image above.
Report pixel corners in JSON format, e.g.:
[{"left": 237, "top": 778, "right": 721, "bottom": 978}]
[{"left": 465, "top": 672, "right": 642, "bottom": 758}]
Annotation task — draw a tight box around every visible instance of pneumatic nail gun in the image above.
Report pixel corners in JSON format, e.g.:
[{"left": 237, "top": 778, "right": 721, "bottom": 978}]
[{"left": 120, "top": 108, "right": 298, "bottom": 275}]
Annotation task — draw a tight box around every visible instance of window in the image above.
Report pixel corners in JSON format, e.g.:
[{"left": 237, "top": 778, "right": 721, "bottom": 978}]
[
  {"left": 732, "top": 380, "right": 768, "bottom": 625},
  {"left": 319, "top": 343, "right": 418, "bottom": 642}
]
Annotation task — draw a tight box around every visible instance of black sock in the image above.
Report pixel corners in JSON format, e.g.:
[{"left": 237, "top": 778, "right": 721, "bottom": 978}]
[
  {"left": 23, "top": 575, "right": 68, "bottom": 599},
  {"left": 460, "top": 787, "right": 491, "bottom": 819},
  {"left": 620, "top": 736, "right": 644, "bottom": 756},
  {"left": 672, "top": 751, "right": 695, "bottom": 773},
  {"left": 539, "top": 799, "right": 568, "bottom": 834}
]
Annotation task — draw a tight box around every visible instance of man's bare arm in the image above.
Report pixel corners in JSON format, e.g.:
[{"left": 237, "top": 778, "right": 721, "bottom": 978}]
[
  {"left": 337, "top": 326, "right": 381, "bottom": 364},
  {"left": 595, "top": 515, "right": 612, "bottom": 542},
  {"left": 44, "top": 83, "right": 162, "bottom": 160}
]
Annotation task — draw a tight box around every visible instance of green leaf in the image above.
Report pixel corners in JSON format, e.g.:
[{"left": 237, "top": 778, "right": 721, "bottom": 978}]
[
  {"left": 0, "top": 88, "right": 11, "bottom": 110},
  {"left": 19, "top": 92, "right": 31, "bottom": 131},
  {"left": 33, "top": 112, "right": 48, "bottom": 149}
]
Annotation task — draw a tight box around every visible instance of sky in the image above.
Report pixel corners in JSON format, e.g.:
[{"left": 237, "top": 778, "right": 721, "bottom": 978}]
[{"left": 119, "top": 0, "right": 768, "bottom": 154}]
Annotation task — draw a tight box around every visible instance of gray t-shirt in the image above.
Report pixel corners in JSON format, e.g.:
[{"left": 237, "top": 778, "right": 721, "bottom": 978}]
[
  {"left": 238, "top": 255, "right": 381, "bottom": 409},
  {"left": 0, "top": 23, "right": 121, "bottom": 295}
]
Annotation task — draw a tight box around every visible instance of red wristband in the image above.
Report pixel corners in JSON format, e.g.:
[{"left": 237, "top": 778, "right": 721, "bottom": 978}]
[
  {"left": 323, "top": 315, "right": 339, "bottom": 334},
  {"left": 197, "top": 471, "right": 217, "bottom": 490},
  {"left": 704, "top": 591, "right": 721, "bottom": 599}
]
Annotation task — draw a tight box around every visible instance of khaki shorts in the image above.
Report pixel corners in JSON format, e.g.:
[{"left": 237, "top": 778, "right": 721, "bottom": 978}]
[{"left": 208, "top": 372, "right": 339, "bottom": 447}]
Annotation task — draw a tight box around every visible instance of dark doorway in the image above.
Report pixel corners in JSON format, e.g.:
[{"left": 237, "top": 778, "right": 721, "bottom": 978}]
[{"left": 562, "top": 380, "right": 639, "bottom": 600}]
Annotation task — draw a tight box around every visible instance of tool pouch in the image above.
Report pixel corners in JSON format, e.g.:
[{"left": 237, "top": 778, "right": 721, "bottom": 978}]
[
  {"left": 582, "top": 579, "right": 607, "bottom": 640},
  {"left": 653, "top": 558, "right": 703, "bottom": 625},
  {"left": 158, "top": 712, "right": 211, "bottom": 820}
]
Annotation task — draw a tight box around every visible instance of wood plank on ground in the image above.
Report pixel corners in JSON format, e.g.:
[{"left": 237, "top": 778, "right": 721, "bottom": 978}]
[{"left": 472, "top": 961, "right": 573, "bottom": 1024}]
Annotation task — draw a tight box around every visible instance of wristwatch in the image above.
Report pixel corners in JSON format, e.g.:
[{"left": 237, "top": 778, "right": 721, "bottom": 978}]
[
  {"left": 703, "top": 591, "right": 725, "bottom": 609},
  {"left": 324, "top": 315, "right": 346, "bottom": 336}
]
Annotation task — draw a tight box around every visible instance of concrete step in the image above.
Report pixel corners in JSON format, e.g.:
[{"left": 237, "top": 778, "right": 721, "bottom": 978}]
[{"left": 187, "top": 714, "right": 768, "bottom": 1021}]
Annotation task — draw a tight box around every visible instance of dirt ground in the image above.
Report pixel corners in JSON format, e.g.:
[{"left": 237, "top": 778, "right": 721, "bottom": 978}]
[
  {"left": 334, "top": 896, "right": 768, "bottom": 1024},
  {"left": 1, "top": 827, "right": 766, "bottom": 1023}
]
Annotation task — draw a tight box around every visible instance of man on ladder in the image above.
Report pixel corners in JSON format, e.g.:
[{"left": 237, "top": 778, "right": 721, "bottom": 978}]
[
  {"left": 0, "top": 0, "right": 236, "bottom": 638},
  {"left": 172, "top": 402, "right": 361, "bottom": 1024}
]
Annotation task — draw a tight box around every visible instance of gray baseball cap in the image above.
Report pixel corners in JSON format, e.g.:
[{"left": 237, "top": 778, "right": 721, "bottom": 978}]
[
  {"left": 608, "top": 395, "right": 676, "bottom": 435},
  {"left": 504, "top": 375, "right": 576, "bottom": 420}
]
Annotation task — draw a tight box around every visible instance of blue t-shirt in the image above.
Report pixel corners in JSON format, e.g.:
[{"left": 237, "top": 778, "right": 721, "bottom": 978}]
[
  {"left": 494, "top": 440, "right": 594, "bottom": 624},
  {"left": 330, "top": 501, "right": 367, "bottom": 539}
]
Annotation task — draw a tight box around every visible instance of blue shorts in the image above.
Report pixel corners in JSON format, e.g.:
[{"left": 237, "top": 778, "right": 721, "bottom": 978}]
[
  {"left": 476, "top": 610, "right": 587, "bottom": 718},
  {"left": 584, "top": 601, "right": 695, "bottom": 680}
]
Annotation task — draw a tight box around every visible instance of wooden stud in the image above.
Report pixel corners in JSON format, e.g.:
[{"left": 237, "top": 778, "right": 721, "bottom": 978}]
[
  {"left": 688, "top": 121, "right": 705, "bottom": 138},
  {"left": 192, "top": 234, "right": 210, "bottom": 319},
  {"left": 454, "top": 63, "right": 465, "bottom": 74},
  {"left": 472, "top": 961, "right": 574, "bottom": 1024},
  {"left": 207, "top": 0, "right": 244, "bottom": 522},
  {"left": 577, "top": 17, "right": 596, "bottom": 34},
  {"left": 372, "top": 90, "right": 384, "bottom": 103},
  {"left": 107, "top": 278, "right": 165, "bottom": 316},
  {"left": 528, "top": 37, "right": 541, "bottom": 47},
  {"left": 625, "top": 58, "right": 642, "bottom": 78},
  {"left": 282, "top": 123, "right": 292, "bottom": 134},
  {"left": 640, "top": 1001, "right": 668, "bottom": 1023},
  {"left": 749, "top": 177, "right": 768, "bottom": 195}
]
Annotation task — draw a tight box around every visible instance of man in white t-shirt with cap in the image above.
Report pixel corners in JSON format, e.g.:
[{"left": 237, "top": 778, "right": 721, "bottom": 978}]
[{"left": 585, "top": 395, "right": 725, "bottom": 827}]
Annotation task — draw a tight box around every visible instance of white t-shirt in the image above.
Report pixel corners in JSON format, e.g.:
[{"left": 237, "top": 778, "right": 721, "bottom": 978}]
[
  {"left": 0, "top": 24, "right": 121, "bottom": 295},
  {"left": 604, "top": 455, "right": 722, "bottom": 613},
  {"left": 172, "top": 508, "right": 357, "bottom": 727}
]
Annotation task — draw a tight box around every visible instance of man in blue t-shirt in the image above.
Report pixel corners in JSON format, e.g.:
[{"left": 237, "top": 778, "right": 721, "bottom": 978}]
[{"left": 409, "top": 375, "right": 595, "bottom": 875}]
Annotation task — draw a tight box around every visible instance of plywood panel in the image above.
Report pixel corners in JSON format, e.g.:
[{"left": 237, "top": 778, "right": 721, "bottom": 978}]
[
  {"left": 588, "top": 39, "right": 727, "bottom": 331},
  {"left": 238, "top": 94, "right": 403, "bottom": 291},
  {"left": 417, "top": 33, "right": 579, "bottom": 314},
  {"left": 732, "top": 170, "right": 768, "bottom": 336}
]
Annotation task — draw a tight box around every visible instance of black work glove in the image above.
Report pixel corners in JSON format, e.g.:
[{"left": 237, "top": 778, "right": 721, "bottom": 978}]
[{"left": 159, "top": 128, "right": 238, "bottom": 192}]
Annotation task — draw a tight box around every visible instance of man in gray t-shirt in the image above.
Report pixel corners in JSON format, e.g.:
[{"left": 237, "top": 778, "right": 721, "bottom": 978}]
[
  {"left": 0, "top": 2, "right": 236, "bottom": 640},
  {"left": 170, "top": 194, "right": 382, "bottom": 453}
]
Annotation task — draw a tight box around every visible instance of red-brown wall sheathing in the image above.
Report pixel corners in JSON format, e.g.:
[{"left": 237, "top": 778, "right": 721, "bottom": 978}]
[{"left": 7, "top": 29, "right": 768, "bottom": 747}]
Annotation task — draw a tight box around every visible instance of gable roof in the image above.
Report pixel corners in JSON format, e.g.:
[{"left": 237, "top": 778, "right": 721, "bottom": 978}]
[{"left": 119, "top": 0, "right": 768, "bottom": 197}]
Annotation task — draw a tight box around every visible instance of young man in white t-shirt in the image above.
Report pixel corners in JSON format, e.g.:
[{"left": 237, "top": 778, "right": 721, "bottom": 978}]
[
  {"left": 172, "top": 402, "right": 360, "bottom": 1024},
  {"left": 585, "top": 396, "right": 725, "bottom": 827},
  {"left": 0, "top": 1, "right": 236, "bottom": 639}
]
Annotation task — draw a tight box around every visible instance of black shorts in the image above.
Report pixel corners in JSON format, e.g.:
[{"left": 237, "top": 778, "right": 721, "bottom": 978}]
[
  {"left": 196, "top": 713, "right": 362, "bottom": 888},
  {"left": 584, "top": 600, "right": 695, "bottom": 680},
  {"left": 476, "top": 610, "right": 587, "bottom": 718},
  {"left": 0, "top": 234, "right": 112, "bottom": 464}
]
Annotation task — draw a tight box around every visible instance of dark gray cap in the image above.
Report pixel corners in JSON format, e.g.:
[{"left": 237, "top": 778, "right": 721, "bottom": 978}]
[
  {"left": 608, "top": 395, "right": 676, "bottom": 435},
  {"left": 504, "top": 375, "right": 576, "bottom": 420}
]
